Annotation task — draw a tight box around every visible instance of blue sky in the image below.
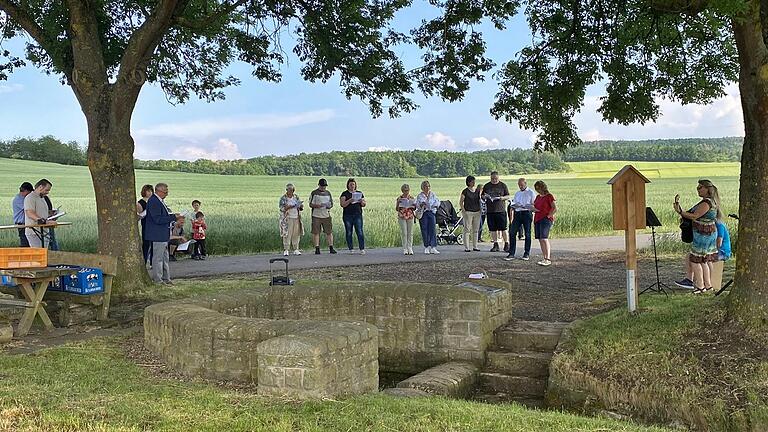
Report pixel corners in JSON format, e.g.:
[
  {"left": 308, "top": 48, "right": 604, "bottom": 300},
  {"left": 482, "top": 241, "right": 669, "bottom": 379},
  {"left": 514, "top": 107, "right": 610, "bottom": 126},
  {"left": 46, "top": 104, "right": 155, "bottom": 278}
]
[{"left": 0, "top": 5, "right": 744, "bottom": 161}]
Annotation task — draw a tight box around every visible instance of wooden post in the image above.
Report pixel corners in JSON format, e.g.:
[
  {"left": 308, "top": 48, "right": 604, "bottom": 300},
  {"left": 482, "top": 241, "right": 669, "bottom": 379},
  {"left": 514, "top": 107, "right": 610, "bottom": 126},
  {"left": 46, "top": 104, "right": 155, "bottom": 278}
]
[
  {"left": 608, "top": 165, "right": 650, "bottom": 313},
  {"left": 625, "top": 183, "right": 638, "bottom": 312}
]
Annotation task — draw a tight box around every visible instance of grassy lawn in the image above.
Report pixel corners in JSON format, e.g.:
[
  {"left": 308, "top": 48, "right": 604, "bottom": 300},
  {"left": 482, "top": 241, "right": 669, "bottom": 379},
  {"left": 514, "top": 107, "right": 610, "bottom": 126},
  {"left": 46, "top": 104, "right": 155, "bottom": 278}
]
[
  {"left": 551, "top": 295, "right": 768, "bottom": 431},
  {"left": 0, "top": 336, "right": 673, "bottom": 432}
]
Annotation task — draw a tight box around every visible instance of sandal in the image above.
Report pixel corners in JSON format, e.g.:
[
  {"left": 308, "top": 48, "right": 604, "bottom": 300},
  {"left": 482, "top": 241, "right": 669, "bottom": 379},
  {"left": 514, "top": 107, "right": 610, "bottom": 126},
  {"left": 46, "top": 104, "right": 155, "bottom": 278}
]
[{"left": 692, "top": 287, "right": 706, "bottom": 295}]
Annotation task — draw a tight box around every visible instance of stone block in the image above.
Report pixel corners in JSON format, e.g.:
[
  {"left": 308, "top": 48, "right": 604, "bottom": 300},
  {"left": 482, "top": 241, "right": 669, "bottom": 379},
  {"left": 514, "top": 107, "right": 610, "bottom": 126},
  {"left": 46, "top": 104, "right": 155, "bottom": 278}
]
[
  {"left": 486, "top": 351, "right": 552, "bottom": 377},
  {"left": 397, "top": 362, "right": 478, "bottom": 399}
]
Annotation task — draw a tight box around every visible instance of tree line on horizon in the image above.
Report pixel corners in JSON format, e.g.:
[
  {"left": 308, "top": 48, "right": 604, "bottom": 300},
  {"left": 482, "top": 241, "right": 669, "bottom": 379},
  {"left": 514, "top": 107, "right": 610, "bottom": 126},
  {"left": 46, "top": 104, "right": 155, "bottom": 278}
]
[{"left": 0, "top": 135, "right": 743, "bottom": 178}]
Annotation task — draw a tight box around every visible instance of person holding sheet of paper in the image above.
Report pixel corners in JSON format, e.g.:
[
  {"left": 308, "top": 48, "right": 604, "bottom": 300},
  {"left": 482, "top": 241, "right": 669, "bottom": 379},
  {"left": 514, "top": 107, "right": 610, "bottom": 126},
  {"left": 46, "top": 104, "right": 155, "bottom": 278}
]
[
  {"left": 460, "top": 175, "right": 482, "bottom": 252},
  {"left": 309, "top": 178, "right": 337, "bottom": 255},
  {"left": 395, "top": 183, "right": 416, "bottom": 255},
  {"left": 279, "top": 183, "right": 305, "bottom": 256},
  {"left": 505, "top": 178, "right": 536, "bottom": 261},
  {"left": 416, "top": 180, "right": 441, "bottom": 254},
  {"left": 340, "top": 178, "right": 366, "bottom": 254},
  {"left": 482, "top": 171, "right": 511, "bottom": 253}
]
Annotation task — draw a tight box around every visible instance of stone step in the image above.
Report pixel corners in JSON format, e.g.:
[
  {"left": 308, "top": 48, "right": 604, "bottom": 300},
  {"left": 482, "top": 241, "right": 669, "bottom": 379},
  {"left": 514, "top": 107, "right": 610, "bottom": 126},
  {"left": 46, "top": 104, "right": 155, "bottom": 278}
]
[
  {"left": 485, "top": 351, "right": 552, "bottom": 377},
  {"left": 478, "top": 372, "right": 547, "bottom": 397},
  {"left": 494, "top": 320, "right": 568, "bottom": 353},
  {"left": 472, "top": 392, "right": 546, "bottom": 409}
]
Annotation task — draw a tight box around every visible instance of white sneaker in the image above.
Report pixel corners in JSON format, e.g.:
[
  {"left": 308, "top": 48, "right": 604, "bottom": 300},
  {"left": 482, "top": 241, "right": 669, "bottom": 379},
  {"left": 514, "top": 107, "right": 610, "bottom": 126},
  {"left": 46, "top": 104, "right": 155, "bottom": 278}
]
[
  {"left": 425, "top": 248, "right": 431, "bottom": 254},
  {"left": 431, "top": 247, "right": 440, "bottom": 254},
  {"left": 293, "top": 250, "right": 301, "bottom": 256},
  {"left": 403, "top": 249, "right": 409, "bottom": 255},
  {"left": 408, "top": 248, "right": 414, "bottom": 255},
  {"left": 360, "top": 250, "right": 366, "bottom": 255},
  {"left": 283, "top": 250, "right": 289, "bottom": 256}
]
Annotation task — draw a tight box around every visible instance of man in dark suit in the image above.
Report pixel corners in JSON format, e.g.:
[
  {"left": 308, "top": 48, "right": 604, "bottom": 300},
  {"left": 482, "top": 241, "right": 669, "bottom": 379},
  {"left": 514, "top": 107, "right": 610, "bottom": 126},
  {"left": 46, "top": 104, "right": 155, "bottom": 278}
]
[{"left": 145, "top": 182, "right": 178, "bottom": 284}]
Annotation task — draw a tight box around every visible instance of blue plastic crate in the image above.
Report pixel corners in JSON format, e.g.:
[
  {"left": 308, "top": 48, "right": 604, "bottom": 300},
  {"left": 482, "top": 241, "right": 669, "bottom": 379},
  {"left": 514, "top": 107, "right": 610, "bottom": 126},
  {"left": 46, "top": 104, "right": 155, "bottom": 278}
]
[
  {"left": 61, "top": 267, "right": 104, "bottom": 295},
  {"left": 1, "top": 275, "right": 15, "bottom": 287}
]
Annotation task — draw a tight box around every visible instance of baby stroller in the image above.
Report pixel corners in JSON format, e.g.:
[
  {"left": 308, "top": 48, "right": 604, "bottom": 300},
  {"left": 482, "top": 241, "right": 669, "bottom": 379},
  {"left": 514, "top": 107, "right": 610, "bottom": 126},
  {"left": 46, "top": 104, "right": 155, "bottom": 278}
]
[{"left": 436, "top": 200, "right": 463, "bottom": 245}]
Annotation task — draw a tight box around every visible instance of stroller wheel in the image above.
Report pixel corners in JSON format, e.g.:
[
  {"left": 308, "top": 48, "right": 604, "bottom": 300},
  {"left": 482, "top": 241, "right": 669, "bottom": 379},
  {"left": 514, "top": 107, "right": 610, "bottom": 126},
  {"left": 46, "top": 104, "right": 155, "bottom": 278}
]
[{"left": 456, "top": 234, "right": 464, "bottom": 245}]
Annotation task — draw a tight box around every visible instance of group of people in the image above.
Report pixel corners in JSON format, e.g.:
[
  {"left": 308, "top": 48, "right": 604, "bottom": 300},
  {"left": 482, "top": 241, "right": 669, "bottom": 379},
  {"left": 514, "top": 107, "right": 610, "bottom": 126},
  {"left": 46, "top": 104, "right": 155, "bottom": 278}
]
[
  {"left": 11, "top": 179, "right": 60, "bottom": 249},
  {"left": 674, "top": 179, "right": 732, "bottom": 294},
  {"left": 136, "top": 183, "right": 208, "bottom": 284},
  {"left": 278, "top": 172, "right": 558, "bottom": 265}
]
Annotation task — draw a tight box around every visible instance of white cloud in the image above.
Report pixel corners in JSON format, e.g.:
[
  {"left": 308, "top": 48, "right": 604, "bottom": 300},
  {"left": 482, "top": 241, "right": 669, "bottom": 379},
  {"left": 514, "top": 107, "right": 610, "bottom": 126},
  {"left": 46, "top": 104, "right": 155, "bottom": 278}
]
[
  {"left": 368, "top": 146, "right": 401, "bottom": 152},
  {"left": 575, "top": 84, "right": 744, "bottom": 140},
  {"left": 470, "top": 137, "right": 501, "bottom": 149},
  {"left": 0, "top": 83, "right": 23, "bottom": 94},
  {"left": 423, "top": 131, "right": 457, "bottom": 150},
  {"left": 135, "top": 109, "right": 336, "bottom": 140},
  {"left": 171, "top": 138, "right": 243, "bottom": 161}
]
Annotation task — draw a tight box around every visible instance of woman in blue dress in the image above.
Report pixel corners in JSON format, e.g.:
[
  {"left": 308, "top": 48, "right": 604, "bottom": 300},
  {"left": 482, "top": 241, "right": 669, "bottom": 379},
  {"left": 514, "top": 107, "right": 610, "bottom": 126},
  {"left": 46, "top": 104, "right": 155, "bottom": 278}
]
[{"left": 674, "top": 179, "right": 721, "bottom": 294}]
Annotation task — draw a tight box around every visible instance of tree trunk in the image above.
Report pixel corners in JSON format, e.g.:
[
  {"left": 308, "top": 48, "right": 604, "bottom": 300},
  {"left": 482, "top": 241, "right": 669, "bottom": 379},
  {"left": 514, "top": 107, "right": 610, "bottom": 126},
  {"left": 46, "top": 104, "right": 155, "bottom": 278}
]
[
  {"left": 84, "top": 87, "right": 151, "bottom": 295},
  {"left": 728, "top": 3, "right": 768, "bottom": 334}
]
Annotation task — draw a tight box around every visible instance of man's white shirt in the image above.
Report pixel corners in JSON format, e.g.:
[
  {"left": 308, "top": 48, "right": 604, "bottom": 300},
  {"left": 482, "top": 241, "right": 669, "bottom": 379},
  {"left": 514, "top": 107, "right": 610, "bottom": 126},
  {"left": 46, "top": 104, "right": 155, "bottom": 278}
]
[{"left": 512, "top": 188, "right": 535, "bottom": 211}]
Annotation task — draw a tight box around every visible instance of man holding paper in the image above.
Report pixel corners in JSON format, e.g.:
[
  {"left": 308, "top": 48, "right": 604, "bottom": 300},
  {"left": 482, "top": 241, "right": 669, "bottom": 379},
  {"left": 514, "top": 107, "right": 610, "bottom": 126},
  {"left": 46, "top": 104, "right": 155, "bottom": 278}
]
[
  {"left": 482, "top": 172, "right": 511, "bottom": 252},
  {"left": 309, "top": 178, "right": 337, "bottom": 255},
  {"left": 505, "top": 178, "right": 536, "bottom": 261},
  {"left": 23, "top": 178, "right": 55, "bottom": 248}
]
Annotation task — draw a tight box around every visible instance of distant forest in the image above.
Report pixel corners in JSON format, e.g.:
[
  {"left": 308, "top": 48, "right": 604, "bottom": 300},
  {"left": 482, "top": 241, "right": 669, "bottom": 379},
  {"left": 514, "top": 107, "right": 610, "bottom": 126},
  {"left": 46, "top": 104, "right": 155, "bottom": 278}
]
[
  {"left": 561, "top": 137, "right": 743, "bottom": 162},
  {"left": 1, "top": 135, "right": 743, "bottom": 178}
]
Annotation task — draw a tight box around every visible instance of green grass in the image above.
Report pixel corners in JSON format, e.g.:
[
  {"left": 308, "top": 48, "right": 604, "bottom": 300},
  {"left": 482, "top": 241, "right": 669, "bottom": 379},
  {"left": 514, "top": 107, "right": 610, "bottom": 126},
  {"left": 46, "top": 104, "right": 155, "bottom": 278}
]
[
  {"left": 0, "top": 158, "right": 740, "bottom": 254},
  {"left": 0, "top": 337, "right": 672, "bottom": 432},
  {"left": 552, "top": 295, "right": 768, "bottom": 431}
]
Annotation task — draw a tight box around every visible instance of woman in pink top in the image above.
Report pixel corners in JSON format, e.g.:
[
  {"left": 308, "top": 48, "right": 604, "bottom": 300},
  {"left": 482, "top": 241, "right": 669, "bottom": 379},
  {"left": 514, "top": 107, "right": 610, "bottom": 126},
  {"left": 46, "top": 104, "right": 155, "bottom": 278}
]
[
  {"left": 533, "top": 180, "right": 557, "bottom": 266},
  {"left": 396, "top": 184, "right": 416, "bottom": 255}
]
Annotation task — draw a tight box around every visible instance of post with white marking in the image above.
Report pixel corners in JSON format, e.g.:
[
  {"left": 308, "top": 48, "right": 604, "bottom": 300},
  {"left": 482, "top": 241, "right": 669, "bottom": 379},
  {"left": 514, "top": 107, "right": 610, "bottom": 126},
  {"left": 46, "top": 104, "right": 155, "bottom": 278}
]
[{"left": 608, "top": 166, "right": 650, "bottom": 313}]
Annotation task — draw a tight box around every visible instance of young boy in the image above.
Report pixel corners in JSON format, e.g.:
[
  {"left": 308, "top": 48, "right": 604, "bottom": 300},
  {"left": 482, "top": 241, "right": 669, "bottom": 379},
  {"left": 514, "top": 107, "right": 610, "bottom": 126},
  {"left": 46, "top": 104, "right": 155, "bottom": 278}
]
[{"left": 192, "top": 211, "right": 207, "bottom": 260}]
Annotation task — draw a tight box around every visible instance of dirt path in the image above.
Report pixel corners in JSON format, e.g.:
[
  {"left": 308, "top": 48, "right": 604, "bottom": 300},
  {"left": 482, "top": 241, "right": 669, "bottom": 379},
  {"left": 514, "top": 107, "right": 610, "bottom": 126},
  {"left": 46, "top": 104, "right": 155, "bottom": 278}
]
[{"left": 171, "top": 234, "right": 653, "bottom": 278}]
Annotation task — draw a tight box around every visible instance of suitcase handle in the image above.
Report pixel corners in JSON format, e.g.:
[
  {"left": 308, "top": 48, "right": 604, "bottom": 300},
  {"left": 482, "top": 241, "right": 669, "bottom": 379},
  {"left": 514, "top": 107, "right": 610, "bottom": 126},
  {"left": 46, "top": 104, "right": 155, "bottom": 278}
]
[{"left": 269, "top": 258, "right": 289, "bottom": 264}]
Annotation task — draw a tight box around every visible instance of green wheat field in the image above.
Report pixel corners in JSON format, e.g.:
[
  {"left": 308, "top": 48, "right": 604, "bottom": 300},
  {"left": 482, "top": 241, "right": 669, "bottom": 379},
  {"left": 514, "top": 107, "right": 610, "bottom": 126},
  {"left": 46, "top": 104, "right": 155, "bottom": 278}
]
[{"left": 0, "top": 158, "right": 740, "bottom": 254}]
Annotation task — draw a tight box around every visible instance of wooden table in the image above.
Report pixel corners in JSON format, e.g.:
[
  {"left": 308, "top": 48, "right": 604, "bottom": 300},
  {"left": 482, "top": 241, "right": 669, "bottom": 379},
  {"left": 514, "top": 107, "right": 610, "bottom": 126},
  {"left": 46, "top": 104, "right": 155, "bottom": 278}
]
[
  {"left": 0, "top": 222, "right": 72, "bottom": 247},
  {"left": 0, "top": 266, "right": 79, "bottom": 337}
]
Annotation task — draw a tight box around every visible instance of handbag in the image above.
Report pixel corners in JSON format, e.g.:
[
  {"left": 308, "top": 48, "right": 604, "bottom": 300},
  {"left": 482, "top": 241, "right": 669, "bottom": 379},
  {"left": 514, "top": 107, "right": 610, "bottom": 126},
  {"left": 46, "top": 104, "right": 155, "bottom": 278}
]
[
  {"left": 415, "top": 207, "right": 424, "bottom": 220},
  {"left": 680, "top": 218, "right": 693, "bottom": 243}
]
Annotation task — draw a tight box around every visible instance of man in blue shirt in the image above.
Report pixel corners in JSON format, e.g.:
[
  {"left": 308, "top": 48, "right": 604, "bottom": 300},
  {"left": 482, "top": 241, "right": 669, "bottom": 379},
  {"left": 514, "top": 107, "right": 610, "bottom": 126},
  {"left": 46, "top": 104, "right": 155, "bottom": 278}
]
[{"left": 11, "top": 182, "right": 34, "bottom": 247}]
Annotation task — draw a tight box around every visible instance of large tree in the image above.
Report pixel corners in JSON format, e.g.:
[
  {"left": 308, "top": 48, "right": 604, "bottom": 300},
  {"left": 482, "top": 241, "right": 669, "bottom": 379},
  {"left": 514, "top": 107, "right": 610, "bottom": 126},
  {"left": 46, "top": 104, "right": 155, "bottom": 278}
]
[
  {"left": 466, "top": 0, "right": 764, "bottom": 332},
  {"left": 0, "top": 0, "right": 493, "bottom": 292}
]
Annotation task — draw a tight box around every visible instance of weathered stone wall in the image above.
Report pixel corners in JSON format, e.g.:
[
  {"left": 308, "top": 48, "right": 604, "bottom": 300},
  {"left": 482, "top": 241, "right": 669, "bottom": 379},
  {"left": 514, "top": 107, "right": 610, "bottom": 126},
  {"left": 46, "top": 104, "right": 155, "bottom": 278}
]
[{"left": 144, "top": 278, "right": 512, "bottom": 398}]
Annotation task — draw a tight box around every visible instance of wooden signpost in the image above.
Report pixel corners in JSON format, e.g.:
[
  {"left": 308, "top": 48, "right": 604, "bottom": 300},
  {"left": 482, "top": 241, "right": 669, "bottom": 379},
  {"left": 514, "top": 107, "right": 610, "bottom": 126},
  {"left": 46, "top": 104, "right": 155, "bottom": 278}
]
[{"left": 608, "top": 166, "right": 650, "bottom": 313}]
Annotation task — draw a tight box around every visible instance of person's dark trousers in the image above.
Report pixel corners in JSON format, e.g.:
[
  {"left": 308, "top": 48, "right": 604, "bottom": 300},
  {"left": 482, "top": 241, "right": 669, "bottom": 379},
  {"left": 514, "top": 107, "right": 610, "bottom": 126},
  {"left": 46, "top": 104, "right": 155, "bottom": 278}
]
[
  {"left": 142, "top": 239, "right": 153, "bottom": 264},
  {"left": 48, "top": 228, "right": 59, "bottom": 251},
  {"left": 517, "top": 223, "right": 524, "bottom": 239},
  {"left": 419, "top": 211, "right": 437, "bottom": 248},
  {"left": 17, "top": 228, "right": 30, "bottom": 247},
  {"left": 343, "top": 213, "right": 365, "bottom": 250},
  {"left": 193, "top": 239, "right": 207, "bottom": 257},
  {"left": 508, "top": 211, "right": 532, "bottom": 256},
  {"left": 478, "top": 214, "right": 486, "bottom": 241}
]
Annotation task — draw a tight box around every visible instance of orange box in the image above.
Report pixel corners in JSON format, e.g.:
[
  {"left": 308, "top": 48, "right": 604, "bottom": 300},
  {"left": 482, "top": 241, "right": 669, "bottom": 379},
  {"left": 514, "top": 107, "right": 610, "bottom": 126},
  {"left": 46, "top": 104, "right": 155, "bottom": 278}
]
[{"left": 0, "top": 247, "right": 48, "bottom": 269}]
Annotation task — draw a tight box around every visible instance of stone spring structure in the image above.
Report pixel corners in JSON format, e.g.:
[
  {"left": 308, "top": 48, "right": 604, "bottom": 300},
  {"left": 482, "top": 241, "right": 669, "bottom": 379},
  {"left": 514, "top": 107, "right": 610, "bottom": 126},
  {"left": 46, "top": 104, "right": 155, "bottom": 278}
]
[{"left": 144, "top": 279, "right": 512, "bottom": 399}]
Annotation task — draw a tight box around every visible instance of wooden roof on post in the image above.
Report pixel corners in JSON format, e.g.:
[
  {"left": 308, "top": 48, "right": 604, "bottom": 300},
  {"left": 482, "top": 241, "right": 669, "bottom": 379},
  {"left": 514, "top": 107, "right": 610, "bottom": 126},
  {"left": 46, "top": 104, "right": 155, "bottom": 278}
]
[{"left": 607, "top": 165, "right": 651, "bottom": 185}]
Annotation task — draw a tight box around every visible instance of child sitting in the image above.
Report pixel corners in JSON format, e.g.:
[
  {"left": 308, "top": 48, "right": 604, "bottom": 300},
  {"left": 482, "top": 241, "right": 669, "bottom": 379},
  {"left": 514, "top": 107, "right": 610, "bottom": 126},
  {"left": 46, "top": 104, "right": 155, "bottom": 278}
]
[{"left": 192, "top": 211, "right": 207, "bottom": 260}]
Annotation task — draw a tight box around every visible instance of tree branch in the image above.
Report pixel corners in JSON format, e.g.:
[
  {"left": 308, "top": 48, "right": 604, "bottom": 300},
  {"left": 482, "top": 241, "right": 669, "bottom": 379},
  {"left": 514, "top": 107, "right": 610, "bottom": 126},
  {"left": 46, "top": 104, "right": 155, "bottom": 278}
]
[
  {"left": 0, "top": 0, "right": 71, "bottom": 75},
  {"left": 65, "top": 0, "right": 108, "bottom": 92},
  {"left": 116, "top": 0, "right": 188, "bottom": 90},
  {"left": 174, "top": 0, "right": 249, "bottom": 31}
]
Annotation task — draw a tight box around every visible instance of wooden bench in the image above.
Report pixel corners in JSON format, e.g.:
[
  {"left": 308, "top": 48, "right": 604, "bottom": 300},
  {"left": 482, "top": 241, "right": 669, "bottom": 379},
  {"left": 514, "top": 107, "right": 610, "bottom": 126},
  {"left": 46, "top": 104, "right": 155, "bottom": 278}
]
[{"left": 45, "top": 251, "right": 117, "bottom": 321}]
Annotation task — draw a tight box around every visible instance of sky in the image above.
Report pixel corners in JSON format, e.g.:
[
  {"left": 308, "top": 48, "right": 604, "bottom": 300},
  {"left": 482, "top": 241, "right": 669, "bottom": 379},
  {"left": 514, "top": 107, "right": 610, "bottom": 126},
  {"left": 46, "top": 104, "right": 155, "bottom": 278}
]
[{"left": 0, "top": 5, "right": 745, "bottom": 161}]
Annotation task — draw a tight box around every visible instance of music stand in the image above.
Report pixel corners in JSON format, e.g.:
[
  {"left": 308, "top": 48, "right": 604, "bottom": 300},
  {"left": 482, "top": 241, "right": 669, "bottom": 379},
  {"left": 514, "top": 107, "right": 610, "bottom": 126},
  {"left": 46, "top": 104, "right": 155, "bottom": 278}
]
[{"left": 640, "top": 207, "right": 670, "bottom": 296}]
